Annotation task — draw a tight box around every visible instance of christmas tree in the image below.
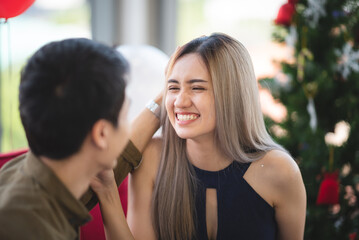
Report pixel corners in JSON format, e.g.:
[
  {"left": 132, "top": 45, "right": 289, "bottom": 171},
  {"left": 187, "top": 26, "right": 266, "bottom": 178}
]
[{"left": 260, "top": 0, "right": 359, "bottom": 239}]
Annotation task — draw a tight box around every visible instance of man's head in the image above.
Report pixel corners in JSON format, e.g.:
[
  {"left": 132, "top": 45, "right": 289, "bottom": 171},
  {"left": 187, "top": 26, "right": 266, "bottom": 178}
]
[{"left": 19, "top": 38, "right": 129, "bottom": 165}]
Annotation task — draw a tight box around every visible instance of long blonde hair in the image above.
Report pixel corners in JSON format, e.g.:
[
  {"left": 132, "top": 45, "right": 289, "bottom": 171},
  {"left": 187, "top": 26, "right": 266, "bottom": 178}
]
[{"left": 152, "top": 33, "right": 284, "bottom": 239}]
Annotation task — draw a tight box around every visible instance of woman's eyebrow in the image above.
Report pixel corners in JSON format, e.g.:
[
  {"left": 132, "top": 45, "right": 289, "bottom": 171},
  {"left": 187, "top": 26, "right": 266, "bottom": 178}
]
[
  {"left": 187, "top": 79, "right": 208, "bottom": 84},
  {"left": 167, "top": 79, "right": 179, "bottom": 84},
  {"left": 167, "top": 79, "right": 208, "bottom": 84}
]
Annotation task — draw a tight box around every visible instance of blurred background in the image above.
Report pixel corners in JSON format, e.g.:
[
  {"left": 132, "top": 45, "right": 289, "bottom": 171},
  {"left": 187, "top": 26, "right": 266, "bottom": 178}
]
[
  {"left": 0, "top": 0, "right": 285, "bottom": 152},
  {"left": 1, "top": 1, "right": 359, "bottom": 239}
]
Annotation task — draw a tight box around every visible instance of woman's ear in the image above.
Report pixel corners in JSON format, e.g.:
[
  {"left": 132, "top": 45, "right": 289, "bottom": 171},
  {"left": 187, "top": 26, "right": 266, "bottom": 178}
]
[{"left": 91, "top": 119, "right": 110, "bottom": 149}]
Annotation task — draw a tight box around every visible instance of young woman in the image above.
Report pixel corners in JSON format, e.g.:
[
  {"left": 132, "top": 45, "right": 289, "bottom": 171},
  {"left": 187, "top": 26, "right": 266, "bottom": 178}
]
[{"left": 93, "top": 33, "right": 306, "bottom": 240}]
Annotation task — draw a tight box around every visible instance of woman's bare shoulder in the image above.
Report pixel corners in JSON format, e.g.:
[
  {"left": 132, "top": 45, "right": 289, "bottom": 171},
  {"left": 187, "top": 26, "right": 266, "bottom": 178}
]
[
  {"left": 260, "top": 150, "right": 301, "bottom": 184},
  {"left": 245, "top": 149, "right": 303, "bottom": 207},
  {"left": 258, "top": 150, "right": 304, "bottom": 205}
]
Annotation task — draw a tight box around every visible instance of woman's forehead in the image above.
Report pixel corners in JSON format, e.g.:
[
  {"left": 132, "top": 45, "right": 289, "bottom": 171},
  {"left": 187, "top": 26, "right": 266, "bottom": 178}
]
[{"left": 169, "top": 54, "right": 210, "bottom": 81}]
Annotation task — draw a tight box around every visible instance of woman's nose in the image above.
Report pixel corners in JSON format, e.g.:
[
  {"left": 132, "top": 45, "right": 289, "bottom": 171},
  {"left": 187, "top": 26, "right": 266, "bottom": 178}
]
[{"left": 174, "top": 90, "right": 191, "bottom": 109}]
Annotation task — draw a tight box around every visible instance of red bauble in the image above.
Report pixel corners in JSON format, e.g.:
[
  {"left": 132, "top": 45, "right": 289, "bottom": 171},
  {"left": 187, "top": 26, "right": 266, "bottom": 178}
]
[
  {"left": 0, "top": 0, "right": 35, "bottom": 19},
  {"left": 275, "top": 3, "right": 295, "bottom": 26},
  {"left": 349, "top": 232, "right": 357, "bottom": 240},
  {"left": 316, "top": 172, "right": 339, "bottom": 205}
]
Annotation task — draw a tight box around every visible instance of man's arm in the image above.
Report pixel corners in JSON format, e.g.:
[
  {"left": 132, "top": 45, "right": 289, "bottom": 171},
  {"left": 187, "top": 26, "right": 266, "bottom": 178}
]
[{"left": 82, "top": 94, "right": 162, "bottom": 209}]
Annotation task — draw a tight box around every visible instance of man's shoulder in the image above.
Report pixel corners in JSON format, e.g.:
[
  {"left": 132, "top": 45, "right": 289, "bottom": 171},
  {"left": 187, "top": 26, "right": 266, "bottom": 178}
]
[
  {"left": 0, "top": 171, "right": 50, "bottom": 213},
  {"left": 0, "top": 185, "right": 53, "bottom": 239},
  {"left": 0, "top": 155, "right": 50, "bottom": 214},
  {"left": 0, "top": 181, "right": 75, "bottom": 240},
  {"left": 0, "top": 205, "right": 71, "bottom": 240}
]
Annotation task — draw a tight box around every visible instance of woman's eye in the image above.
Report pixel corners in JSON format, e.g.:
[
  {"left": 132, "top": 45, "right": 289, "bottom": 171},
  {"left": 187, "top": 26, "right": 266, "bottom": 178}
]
[
  {"left": 168, "top": 86, "right": 179, "bottom": 91},
  {"left": 192, "top": 87, "right": 205, "bottom": 91}
]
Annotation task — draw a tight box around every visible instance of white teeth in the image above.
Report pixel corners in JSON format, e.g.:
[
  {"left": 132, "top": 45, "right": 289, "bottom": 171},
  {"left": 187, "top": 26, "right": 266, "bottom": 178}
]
[{"left": 177, "top": 114, "right": 198, "bottom": 121}]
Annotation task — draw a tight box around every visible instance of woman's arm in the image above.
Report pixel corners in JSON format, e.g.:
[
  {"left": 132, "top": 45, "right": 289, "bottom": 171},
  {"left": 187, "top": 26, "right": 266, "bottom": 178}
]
[
  {"left": 127, "top": 138, "right": 162, "bottom": 240},
  {"left": 90, "top": 170, "right": 134, "bottom": 240},
  {"left": 266, "top": 151, "right": 307, "bottom": 240},
  {"left": 83, "top": 94, "right": 162, "bottom": 210},
  {"left": 92, "top": 138, "right": 161, "bottom": 240},
  {"left": 112, "top": 94, "right": 163, "bottom": 188},
  {"left": 130, "top": 94, "right": 162, "bottom": 153}
]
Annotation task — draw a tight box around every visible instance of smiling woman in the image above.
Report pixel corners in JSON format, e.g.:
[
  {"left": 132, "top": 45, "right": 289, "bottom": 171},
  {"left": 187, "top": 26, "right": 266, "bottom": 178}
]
[
  {"left": 93, "top": 33, "right": 306, "bottom": 240},
  {"left": 134, "top": 33, "right": 305, "bottom": 240}
]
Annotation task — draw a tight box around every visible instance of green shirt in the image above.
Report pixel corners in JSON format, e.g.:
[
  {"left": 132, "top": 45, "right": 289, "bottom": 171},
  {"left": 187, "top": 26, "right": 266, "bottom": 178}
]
[{"left": 0, "top": 140, "right": 141, "bottom": 240}]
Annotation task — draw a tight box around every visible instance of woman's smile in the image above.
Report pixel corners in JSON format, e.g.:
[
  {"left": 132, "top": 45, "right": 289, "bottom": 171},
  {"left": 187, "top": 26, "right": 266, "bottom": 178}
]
[{"left": 175, "top": 112, "right": 200, "bottom": 124}]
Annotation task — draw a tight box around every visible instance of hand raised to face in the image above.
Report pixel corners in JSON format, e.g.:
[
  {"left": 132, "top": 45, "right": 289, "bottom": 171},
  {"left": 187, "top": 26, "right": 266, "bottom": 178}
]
[{"left": 90, "top": 169, "right": 117, "bottom": 196}]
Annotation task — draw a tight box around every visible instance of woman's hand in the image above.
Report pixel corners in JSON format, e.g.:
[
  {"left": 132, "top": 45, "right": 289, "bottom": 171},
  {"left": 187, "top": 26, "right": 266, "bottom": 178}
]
[
  {"left": 91, "top": 169, "right": 135, "bottom": 240},
  {"left": 90, "top": 169, "right": 118, "bottom": 198}
]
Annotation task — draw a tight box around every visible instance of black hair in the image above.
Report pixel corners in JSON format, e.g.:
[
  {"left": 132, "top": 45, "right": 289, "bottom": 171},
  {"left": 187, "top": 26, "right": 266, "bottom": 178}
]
[{"left": 19, "top": 38, "right": 128, "bottom": 159}]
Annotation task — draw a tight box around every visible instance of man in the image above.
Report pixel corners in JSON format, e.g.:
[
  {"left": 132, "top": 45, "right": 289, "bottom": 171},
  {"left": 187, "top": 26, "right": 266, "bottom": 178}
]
[{"left": 0, "top": 38, "right": 160, "bottom": 240}]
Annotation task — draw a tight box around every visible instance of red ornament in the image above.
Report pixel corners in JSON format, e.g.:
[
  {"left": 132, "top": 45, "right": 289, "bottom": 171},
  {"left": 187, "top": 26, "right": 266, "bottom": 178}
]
[
  {"left": 0, "top": 0, "right": 35, "bottom": 20},
  {"left": 275, "top": 2, "right": 295, "bottom": 26},
  {"left": 349, "top": 232, "right": 357, "bottom": 240},
  {"left": 316, "top": 171, "right": 339, "bottom": 205}
]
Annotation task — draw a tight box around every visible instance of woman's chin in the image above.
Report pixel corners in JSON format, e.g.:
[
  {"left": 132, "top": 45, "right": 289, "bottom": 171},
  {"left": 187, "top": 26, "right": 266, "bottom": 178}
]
[{"left": 174, "top": 131, "right": 192, "bottom": 140}]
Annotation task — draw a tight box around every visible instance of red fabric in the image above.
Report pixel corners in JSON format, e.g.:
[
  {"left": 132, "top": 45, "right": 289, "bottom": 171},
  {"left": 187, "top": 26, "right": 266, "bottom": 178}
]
[
  {"left": 0, "top": 0, "right": 35, "bottom": 19},
  {"left": 274, "top": 2, "right": 295, "bottom": 26},
  {"left": 0, "top": 149, "right": 128, "bottom": 240},
  {"left": 0, "top": 149, "right": 28, "bottom": 168},
  {"left": 316, "top": 172, "right": 339, "bottom": 205},
  {"left": 80, "top": 176, "right": 128, "bottom": 240}
]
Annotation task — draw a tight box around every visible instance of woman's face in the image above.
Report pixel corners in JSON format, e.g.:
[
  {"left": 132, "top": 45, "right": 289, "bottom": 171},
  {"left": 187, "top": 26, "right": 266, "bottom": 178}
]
[{"left": 165, "top": 53, "right": 216, "bottom": 141}]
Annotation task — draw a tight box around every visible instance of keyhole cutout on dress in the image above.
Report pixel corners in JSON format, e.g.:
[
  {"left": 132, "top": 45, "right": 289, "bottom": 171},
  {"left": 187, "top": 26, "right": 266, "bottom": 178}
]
[{"left": 206, "top": 188, "right": 218, "bottom": 240}]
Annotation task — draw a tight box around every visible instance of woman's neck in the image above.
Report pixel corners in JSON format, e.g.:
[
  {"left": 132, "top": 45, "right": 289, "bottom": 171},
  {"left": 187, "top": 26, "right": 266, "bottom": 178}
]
[{"left": 186, "top": 137, "right": 232, "bottom": 171}]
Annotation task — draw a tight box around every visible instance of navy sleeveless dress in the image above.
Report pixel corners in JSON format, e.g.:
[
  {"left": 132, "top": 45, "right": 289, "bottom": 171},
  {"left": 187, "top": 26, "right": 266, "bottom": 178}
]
[{"left": 192, "top": 161, "right": 277, "bottom": 240}]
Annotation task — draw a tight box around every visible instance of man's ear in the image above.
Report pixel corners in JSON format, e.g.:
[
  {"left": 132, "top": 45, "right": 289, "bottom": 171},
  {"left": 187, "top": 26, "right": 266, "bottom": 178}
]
[{"left": 91, "top": 119, "right": 110, "bottom": 149}]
